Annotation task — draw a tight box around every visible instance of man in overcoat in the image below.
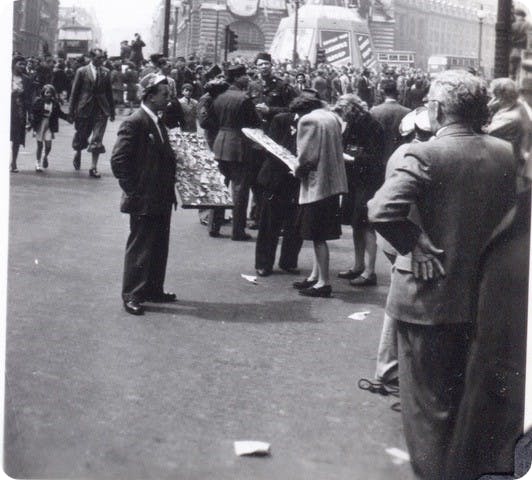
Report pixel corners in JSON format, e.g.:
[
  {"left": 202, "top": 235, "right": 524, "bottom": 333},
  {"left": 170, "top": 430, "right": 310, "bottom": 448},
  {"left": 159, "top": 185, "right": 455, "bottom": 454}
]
[
  {"left": 367, "top": 70, "right": 517, "bottom": 479},
  {"left": 69, "top": 48, "right": 115, "bottom": 178},
  {"left": 212, "top": 64, "right": 261, "bottom": 241},
  {"left": 110, "top": 74, "right": 177, "bottom": 316}
]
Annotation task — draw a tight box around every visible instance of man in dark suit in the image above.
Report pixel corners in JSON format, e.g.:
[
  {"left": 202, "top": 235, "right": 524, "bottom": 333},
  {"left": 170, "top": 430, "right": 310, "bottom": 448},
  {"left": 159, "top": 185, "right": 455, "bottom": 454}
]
[
  {"left": 111, "top": 74, "right": 177, "bottom": 316},
  {"left": 254, "top": 107, "right": 302, "bottom": 276},
  {"left": 69, "top": 48, "right": 115, "bottom": 178},
  {"left": 367, "top": 70, "right": 517, "bottom": 479},
  {"left": 212, "top": 64, "right": 261, "bottom": 241},
  {"left": 370, "top": 80, "right": 411, "bottom": 165}
]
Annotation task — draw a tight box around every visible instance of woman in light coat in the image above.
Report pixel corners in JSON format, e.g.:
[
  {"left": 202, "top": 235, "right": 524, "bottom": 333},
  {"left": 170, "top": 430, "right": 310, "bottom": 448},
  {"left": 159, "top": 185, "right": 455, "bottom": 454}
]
[{"left": 292, "top": 96, "right": 348, "bottom": 297}]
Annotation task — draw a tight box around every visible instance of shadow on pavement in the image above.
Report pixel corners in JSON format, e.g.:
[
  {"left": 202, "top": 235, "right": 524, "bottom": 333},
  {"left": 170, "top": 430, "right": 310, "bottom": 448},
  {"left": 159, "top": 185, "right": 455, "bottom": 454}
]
[{"left": 144, "top": 298, "right": 321, "bottom": 324}]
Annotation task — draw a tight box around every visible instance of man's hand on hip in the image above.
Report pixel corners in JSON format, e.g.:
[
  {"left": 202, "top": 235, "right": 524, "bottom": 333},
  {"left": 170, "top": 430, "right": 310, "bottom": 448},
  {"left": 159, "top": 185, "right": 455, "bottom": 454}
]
[{"left": 411, "top": 232, "right": 445, "bottom": 281}]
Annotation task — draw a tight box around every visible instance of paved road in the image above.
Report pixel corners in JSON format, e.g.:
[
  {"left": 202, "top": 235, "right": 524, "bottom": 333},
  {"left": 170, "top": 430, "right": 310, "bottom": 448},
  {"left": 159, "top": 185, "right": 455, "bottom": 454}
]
[{"left": 5, "top": 115, "right": 414, "bottom": 479}]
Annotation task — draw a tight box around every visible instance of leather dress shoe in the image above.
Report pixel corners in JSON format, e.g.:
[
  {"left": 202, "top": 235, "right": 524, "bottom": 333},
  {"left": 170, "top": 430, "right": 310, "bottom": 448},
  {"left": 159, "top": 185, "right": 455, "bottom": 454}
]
[
  {"left": 256, "top": 268, "right": 272, "bottom": 277},
  {"left": 145, "top": 292, "right": 177, "bottom": 303},
  {"left": 293, "top": 278, "right": 317, "bottom": 290},
  {"left": 232, "top": 233, "right": 252, "bottom": 241},
  {"left": 338, "top": 268, "right": 363, "bottom": 280},
  {"left": 73, "top": 152, "right": 81, "bottom": 170},
  {"left": 123, "top": 299, "right": 145, "bottom": 315},
  {"left": 209, "top": 231, "right": 221, "bottom": 238},
  {"left": 299, "top": 285, "right": 332, "bottom": 298},
  {"left": 280, "top": 266, "right": 300, "bottom": 275},
  {"left": 89, "top": 168, "right": 101, "bottom": 178},
  {"left": 350, "top": 273, "right": 377, "bottom": 287}
]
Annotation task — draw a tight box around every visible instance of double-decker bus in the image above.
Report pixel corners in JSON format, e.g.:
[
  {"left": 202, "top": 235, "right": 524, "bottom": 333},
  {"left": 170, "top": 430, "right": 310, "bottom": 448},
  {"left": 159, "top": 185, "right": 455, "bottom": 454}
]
[
  {"left": 427, "top": 55, "right": 478, "bottom": 75},
  {"left": 376, "top": 51, "right": 416, "bottom": 69},
  {"left": 57, "top": 25, "right": 93, "bottom": 59}
]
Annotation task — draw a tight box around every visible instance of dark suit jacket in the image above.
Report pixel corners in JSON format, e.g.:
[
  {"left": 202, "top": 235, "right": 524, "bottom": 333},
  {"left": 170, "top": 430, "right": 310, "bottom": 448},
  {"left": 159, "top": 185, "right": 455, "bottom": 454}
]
[
  {"left": 69, "top": 64, "right": 115, "bottom": 119},
  {"left": 368, "top": 124, "right": 516, "bottom": 326},
  {"left": 257, "top": 112, "right": 299, "bottom": 193},
  {"left": 370, "top": 100, "right": 410, "bottom": 163},
  {"left": 111, "top": 108, "right": 177, "bottom": 215},
  {"left": 212, "top": 85, "right": 261, "bottom": 163}
]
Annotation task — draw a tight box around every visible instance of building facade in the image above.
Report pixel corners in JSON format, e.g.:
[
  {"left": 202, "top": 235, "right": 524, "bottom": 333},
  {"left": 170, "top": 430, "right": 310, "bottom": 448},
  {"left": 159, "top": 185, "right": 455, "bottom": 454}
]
[
  {"left": 149, "top": 0, "right": 500, "bottom": 76},
  {"left": 151, "top": 0, "right": 288, "bottom": 62},
  {"left": 12, "top": 0, "right": 60, "bottom": 57},
  {"left": 394, "top": 0, "right": 497, "bottom": 76}
]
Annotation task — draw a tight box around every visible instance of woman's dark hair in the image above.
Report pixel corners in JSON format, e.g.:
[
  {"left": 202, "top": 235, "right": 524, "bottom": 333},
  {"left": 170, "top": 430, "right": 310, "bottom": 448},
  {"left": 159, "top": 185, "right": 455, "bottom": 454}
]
[{"left": 289, "top": 94, "right": 323, "bottom": 115}]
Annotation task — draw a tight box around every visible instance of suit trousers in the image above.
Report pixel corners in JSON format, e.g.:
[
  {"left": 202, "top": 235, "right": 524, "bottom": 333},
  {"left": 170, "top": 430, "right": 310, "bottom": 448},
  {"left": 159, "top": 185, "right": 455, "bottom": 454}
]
[
  {"left": 73, "top": 111, "right": 108, "bottom": 154},
  {"left": 397, "top": 320, "right": 472, "bottom": 480},
  {"left": 207, "top": 207, "right": 225, "bottom": 235},
  {"left": 375, "top": 312, "right": 398, "bottom": 382},
  {"left": 255, "top": 189, "right": 302, "bottom": 271},
  {"left": 122, "top": 210, "right": 172, "bottom": 302},
  {"left": 375, "top": 253, "right": 398, "bottom": 383},
  {"left": 224, "top": 161, "right": 252, "bottom": 238},
  {"left": 249, "top": 149, "right": 266, "bottom": 223}
]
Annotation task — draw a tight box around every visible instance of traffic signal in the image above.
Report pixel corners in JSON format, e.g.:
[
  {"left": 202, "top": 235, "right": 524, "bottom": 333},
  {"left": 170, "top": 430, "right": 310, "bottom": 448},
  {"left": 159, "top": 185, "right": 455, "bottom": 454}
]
[
  {"left": 316, "top": 46, "right": 326, "bottom": 64},
  {"left": 226, "top": 27, "right": 238, "bottom": 53}
]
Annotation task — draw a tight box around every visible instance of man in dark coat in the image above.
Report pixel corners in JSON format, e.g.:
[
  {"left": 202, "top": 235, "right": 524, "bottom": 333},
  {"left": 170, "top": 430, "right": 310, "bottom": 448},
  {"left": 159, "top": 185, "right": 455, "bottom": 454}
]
[
  {"left": 367, "top": 70, "right": 517, "bottom": 479},
  {"left": 111, "top": 74, "right": 177, "bottom": 316},
  {"left": 129, "top": 33, "right": 145, "bottom": 69},
  {"left": 250, "top": 52, "right": 296, "bottom": 227},
  {"left": 370, "top": 80, "right": 411, "bottom": 165},
  {"left": 212, "top": 64, "right": 261, "bottom": 240},
  {"left": 69, "top": 48, "right": 115, "bottom": 178},
  {"left": 445, "top": 189, "right": 529, "bottom": 480},
  {"left": 356, "top": 68, "right": 374, "bottom": 108},
  {"left": 254, "top": 104, "right": 303, "bottom": 277},
  {"left": 197, "top": 78, "right": 230, "bottom": 237}
]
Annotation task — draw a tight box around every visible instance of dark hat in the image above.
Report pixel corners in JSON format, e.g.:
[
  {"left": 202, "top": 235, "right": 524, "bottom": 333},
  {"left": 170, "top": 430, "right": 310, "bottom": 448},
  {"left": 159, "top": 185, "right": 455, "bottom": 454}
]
[
  {"left": 205, "top": 64, "right": 222, "bottom": 80},
  {"left": 176, "top": 56, "right": 186, "bottom": 62},
  {"left": 515, "top": 8, "right": 526, "bottom": 17},
  {"left": 195, "top": 65, "right": 204, "bottom": 72},
  {"left": 12, "top": 54, "right": 26, "bottom": 67},
  {"left": 255, "top": 52, "right": 272, "bottom": 64},
  {"left": 182, "top": 83, "right": 193, "bottom": 91},
  {"left": 226, "top": 64, "right": 247, "bottom": 82},
  {"left": 150, "top": 53, "right": 164, "bottom": 64}
]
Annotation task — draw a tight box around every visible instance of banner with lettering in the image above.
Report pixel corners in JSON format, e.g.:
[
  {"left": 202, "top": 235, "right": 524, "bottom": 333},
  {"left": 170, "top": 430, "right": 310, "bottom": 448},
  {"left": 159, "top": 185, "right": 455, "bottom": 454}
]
[{"left": 319, "top": 30, "right": 351, "bottom": 65}]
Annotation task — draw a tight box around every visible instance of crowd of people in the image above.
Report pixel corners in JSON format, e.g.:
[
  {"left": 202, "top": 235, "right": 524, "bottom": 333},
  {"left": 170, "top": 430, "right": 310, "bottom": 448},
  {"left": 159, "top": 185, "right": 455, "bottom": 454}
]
[{"left": 10, "top": 33, "right": 532, "bottom": 479}]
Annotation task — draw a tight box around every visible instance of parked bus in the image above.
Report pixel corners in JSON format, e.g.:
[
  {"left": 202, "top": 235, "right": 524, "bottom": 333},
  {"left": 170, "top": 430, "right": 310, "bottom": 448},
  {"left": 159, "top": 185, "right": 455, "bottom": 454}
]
[
  {"left": 376, "top": 51, "right": 415, "bottom": 69},
  {"left": 427, "top": 55, "right": 478, "bottom": 75}
]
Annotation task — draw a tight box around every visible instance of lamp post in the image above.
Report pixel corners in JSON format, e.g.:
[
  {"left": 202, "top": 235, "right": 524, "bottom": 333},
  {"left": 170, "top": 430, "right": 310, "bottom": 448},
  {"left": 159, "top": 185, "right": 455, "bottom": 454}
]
[
  {"left": 494, "top": 0, "right": 512, "bottom": 78},
  {"left": 172, "top": 5, "right": 179, "bottom": 57},
  {"left": 292, "top": 0, "right": 300, "bottom": 68},
  {"left": 476, "top": 5, "right": 486, "bottom": 74},
  {"left": 212, "top": 2, "right": 224, "bottom": 64},
  {"left": 163, "top": 0, "right": 171, "bottom": 57}
]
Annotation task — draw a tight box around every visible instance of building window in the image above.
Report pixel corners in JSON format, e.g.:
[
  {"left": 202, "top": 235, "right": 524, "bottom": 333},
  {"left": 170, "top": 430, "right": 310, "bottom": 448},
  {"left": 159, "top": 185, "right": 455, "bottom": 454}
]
[{"left": 227, "top": 20, "right": 265, "bottom": 51}]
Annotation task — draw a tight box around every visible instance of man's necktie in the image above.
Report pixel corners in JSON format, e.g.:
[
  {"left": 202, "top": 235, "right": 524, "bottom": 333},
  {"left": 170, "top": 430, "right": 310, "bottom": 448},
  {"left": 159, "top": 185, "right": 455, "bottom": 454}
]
[{"left": 157, "top": 118, "right": 168, "bottom": 144}]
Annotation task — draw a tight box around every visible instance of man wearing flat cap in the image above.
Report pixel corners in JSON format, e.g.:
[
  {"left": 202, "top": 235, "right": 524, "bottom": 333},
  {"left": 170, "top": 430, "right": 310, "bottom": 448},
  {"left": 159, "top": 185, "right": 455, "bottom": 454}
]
[
  {"left": 111, "top": 73, "right": 178, "bottom": 315},
  {"left": 212, "top": 64, "right": 261, "bottom": 240}
]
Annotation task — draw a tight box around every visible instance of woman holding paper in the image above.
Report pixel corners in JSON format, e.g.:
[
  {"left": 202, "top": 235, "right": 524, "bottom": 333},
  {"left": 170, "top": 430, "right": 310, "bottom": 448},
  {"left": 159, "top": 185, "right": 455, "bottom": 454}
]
[{"left": 292, "top": 96, "right": 348, "bottom": 298}]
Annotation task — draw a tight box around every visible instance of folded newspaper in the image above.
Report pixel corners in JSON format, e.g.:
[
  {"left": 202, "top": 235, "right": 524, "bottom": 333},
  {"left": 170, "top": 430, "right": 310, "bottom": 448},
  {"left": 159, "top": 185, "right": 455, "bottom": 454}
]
[{"left": 241, "top": 128, "right": 299, "bottom": 173}]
